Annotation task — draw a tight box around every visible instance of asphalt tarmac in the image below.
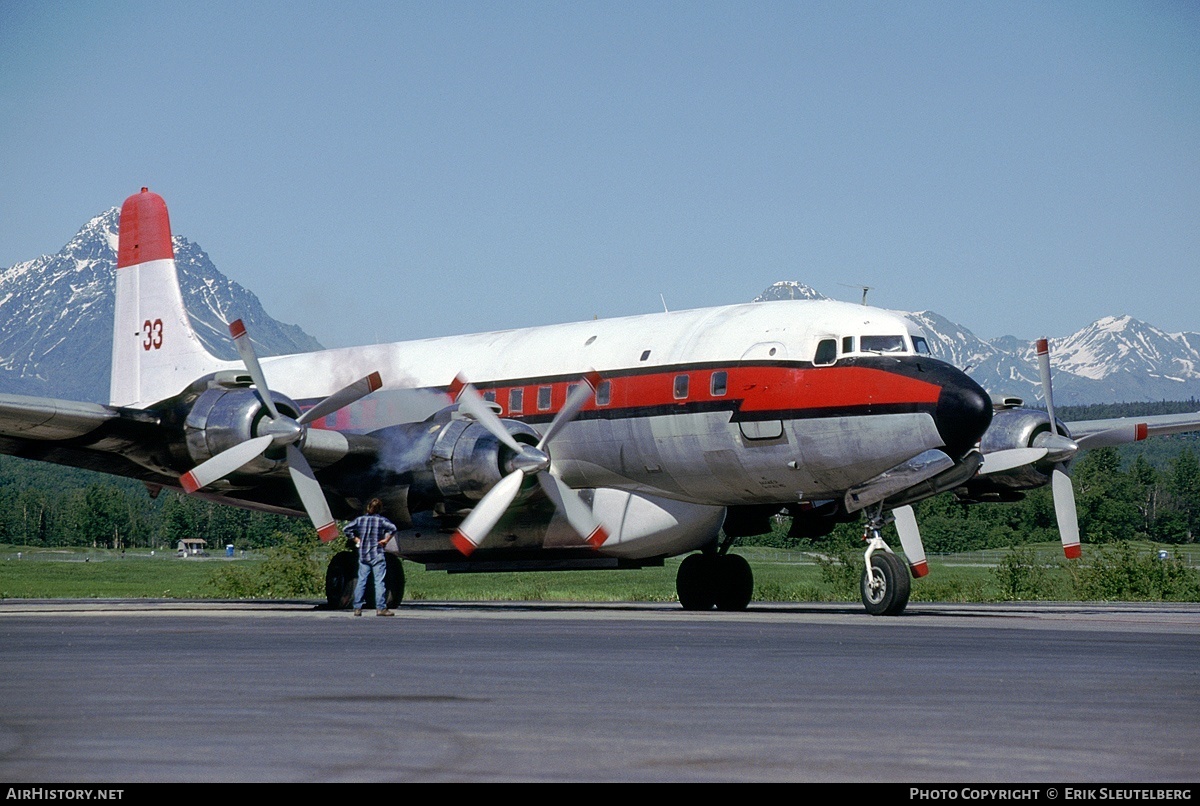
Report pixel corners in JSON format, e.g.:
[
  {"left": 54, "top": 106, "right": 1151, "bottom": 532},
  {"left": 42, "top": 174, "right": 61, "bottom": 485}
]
[{"left": 1, "top": 599, "right": 1198, "bottom": 783}]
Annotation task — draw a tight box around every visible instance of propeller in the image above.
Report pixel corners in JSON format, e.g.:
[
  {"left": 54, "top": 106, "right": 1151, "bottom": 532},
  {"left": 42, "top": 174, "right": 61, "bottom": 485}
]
[
  {"left": 180, "top": 319, "right": 382, "bottom": 542},
  {"left": 448, "top": 372, "right": 608, "bottom": 556},
  {"left": 1035, "top": 338, "right": 1082, "bottom": 559},
  {"left": 978, "top": 447, "right": 1049, "bottom": 475},
  {"left": 891, "top": 505, "right": 929, "bottom": 578}
]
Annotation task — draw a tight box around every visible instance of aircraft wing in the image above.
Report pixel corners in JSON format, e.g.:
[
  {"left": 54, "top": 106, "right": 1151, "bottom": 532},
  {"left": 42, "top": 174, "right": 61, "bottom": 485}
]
[
  {"left": 0, "top": 392, "right": 178, "bottom": 485},
  {"left": 0, "top": 393, "right": 119, "bottom": 440},
  {"left": 1066, "top": 410, "right": 1200, "bottom": 450}
]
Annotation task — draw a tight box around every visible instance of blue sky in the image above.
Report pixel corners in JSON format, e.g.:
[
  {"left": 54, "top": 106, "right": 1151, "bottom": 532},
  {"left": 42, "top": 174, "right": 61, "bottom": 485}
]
[{"left": 1, "top": 1, "right": 1197, "bottom": 349}]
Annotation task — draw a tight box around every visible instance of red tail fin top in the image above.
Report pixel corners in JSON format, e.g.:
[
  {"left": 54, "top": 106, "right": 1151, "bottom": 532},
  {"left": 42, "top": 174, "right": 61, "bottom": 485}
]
[{"left": 117, "top": 187, "right": 174, "bottom": 268}]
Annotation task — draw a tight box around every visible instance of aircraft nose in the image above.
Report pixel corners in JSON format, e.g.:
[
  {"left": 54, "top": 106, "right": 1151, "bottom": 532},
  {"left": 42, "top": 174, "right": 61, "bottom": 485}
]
[{"left": 932, "top": 365, "right": 992, "bottom": 459}]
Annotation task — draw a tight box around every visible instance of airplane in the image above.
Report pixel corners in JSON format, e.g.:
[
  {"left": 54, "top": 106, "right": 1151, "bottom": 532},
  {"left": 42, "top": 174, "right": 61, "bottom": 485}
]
[{"left": 3, "top": 187, "right": 1199, "bottom": 616}]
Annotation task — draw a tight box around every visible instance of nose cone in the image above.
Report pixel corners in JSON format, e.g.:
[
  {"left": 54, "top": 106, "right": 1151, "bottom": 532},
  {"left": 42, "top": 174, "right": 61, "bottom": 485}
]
[{"left": 933, "top": 366, "right": 992, "bottom": 458}]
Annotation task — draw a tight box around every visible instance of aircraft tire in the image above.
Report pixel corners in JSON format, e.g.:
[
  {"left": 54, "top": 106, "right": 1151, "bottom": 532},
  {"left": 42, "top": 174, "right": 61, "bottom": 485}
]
[
  {"left": 676, "top": 553, "right": 717, "bottom": 611},
  {"left": 713, "top": 553, "right": 754, "bottom": 611},
  {"left": 860, "top": 551, "right": 910, "bottom": 616},
  {"left": 325, "top": 553, "right": 406, "bottom": 609},
  {"left": 382, "top": 554, "right": 406, "bottom": 608},
  {"left": 324, "top": 551, "right": 358, "bottom": 609}
]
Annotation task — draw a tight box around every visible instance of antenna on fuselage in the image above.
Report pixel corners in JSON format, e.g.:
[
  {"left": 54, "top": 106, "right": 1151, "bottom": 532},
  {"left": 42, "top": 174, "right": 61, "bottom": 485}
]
[
  {"left": 839, "top": 283, "right": 874, "bottom": 305},
  {"left": 660, "top": 294, "right": 669, "bottom": 313}
]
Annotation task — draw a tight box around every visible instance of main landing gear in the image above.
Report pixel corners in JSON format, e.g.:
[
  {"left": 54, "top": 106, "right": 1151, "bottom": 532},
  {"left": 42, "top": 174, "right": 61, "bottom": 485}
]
[
  {"left": 324, "top": 551, "right": 406, "bottom": 610},
  {"left": 859, "top": 504, "right": 911, "bottom": 616},
  {"left": 675, "top": 541, "right": 754, "bottom": 611}
]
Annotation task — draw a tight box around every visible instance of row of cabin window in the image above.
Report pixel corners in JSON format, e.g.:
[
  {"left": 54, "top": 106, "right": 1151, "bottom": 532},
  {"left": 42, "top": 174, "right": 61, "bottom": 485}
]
[
  {"left": 482, "top": 371, "right": 733, "bottom": 414},
  {"left": 479, "top": 338, "right": 926, "bottom": 412}
]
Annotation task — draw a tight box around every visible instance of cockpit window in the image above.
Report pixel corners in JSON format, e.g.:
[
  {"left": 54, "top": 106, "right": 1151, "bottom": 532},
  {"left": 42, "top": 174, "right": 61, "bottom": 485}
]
[
  {"left": 814, "top": 338, "right": 837, "bottom": 366},
  {"left": 860, "top": 335, "right": 907, "bottom": 353},
  {"left": 912, "top": 336, "right": 931, "bottom": 355}
]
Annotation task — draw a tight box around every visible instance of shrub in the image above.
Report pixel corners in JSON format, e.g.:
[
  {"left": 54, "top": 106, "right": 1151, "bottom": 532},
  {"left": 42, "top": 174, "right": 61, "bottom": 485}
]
[
  {"left": 993, "top": 545, "right": 1052, "bottom": 601},
  {"left": 208, "top": 533, "right": 334, "bottom": 599},
  {"left": 815, "top": 549, "right": 862, "bottom": 602},
  {"left": 1070, "top": 543, "right": 1200, "bottom": 601}
]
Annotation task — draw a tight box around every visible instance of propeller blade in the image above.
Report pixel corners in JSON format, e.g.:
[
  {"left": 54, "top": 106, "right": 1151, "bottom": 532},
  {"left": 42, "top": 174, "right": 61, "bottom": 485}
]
[
  {"left": 180, "top": 435, "right": 274, "bottom": 493},
  {"left": 538, "top": 471, "right": 609, "bottom": 548},
  {"left": 978, "top": 447, "right": 1049, "bottom": 475},
  {"left": 286, "top": 445, "right": 340, "bottom": 542},
  {"left": 1052, "top": 464, "right": 1081, "bottom": 559},
  {"left": 229, "top": 319, "right": 279, "bottom": 419},
  {"left": 452, "top": 376, "right": 523, "bottom": 453},
  {"left": 1036, "top": 338, "right": 1058, "bottom": 435},
  {"left": 891, "top": 505, "right": 928, "bottom": 578},
  {"left": 536, "top": 371, "right": 601, "bottom": 449},
  {"left": 1074, "top": 422, "right": 1149, "bottom": 450},
  {"left": 1036, "top": 339, "right": 1083, "bottom": 559},
  {"left": 450, "top": 469, "right": 525, "bottom": 556},
  {"left": 297, "top": 371, "right": 384, "bottom": 426}
]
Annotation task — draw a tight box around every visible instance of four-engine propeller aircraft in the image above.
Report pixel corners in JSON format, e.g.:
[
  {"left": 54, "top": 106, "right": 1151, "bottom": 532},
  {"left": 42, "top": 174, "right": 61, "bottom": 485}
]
[{"left": 3, "top": 188, "right": 1199, "bottom": 615}]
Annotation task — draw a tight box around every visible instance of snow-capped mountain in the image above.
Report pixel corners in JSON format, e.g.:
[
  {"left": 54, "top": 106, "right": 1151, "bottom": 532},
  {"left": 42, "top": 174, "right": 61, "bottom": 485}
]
[
  {"left": 2, "top": 229, "right": 1196, "bottom": 408},
  {"left": 0, "top": 208, "right": 322, "bottom": 403},
  {"left": 752, "top": 281, "right": 828, "bottom": 302},
  {"left": 754, "top": 281, "right": 1200, "bottom": 405}
]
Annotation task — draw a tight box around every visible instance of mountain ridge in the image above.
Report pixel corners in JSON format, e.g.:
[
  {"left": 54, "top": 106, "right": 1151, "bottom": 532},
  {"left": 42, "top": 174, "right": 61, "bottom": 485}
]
[
  {"left": 0, "top": 208, "right": 323, "bottom": 403},
  {"left": 755, "top": 281, "right": 1200, "bottom": 405},
  {"left": 1, "top": 227, "right": 1197, "bottom": 407}
]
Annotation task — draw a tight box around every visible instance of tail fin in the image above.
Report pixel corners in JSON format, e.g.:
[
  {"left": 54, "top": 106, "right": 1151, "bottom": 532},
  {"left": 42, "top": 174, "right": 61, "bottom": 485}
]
[{"left": 110, "top": 188, "right": 225, "bottom": 407}]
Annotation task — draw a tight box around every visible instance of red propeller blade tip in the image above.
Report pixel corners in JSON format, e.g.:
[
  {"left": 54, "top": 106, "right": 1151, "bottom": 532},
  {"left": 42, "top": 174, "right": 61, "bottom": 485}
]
[
  {"left": 229, "top": 319, "right": 247, "bottom": 339},
  {"left": 1036, "top": 338, "right": 1049, "bottom": 356},
  {"left": 447, "top": 375, "right": 467, "bottom": 401},
  {"left": 1063, "top": 543, "right": 1082, "bottom": 560},
  {"left": 910, "top": 560, "right": 929, "bottom": 578},
  {"left": 367, "top": 371, "right": 382, "bottom": 392},
  {"left": 585, "top": 525, "right": 609, "bottom": 549},
  {"left": 450, "top": 530, "right": 476, "bottom": 557},
  {"left": 180, "top": 471, "right": 201, "bottom": 494},
  {"left": 584, "top": 370, "right": 602, "bottom": 390},
  {"left": 317, "top": 522, "right": 340, "bottom": 542}
]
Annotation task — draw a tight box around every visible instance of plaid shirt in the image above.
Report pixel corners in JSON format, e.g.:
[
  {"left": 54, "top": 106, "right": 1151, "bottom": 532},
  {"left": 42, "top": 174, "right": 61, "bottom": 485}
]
[{"left": 344, "top": 514, "right": 397, "bottom": 564}]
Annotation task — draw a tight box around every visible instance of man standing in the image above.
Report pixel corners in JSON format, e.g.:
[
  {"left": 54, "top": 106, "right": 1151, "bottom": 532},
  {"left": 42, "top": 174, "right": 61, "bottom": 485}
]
[{"left": 344, "top": 498, "right": 398, "bottom": 617}]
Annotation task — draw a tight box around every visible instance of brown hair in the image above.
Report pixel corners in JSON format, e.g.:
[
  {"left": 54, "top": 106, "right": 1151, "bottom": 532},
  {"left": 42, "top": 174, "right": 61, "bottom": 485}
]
[{"left": 366, "top": 498, "right": 383, "bottom": 515}]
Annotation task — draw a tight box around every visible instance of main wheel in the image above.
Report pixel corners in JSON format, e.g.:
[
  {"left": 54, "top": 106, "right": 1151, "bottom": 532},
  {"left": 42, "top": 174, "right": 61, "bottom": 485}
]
[
  {"left": 324, "top": 551, "right": 358, "bottom": 609},
  {"left": 676, "top": 553, "right": 718, "bottom": 610},
  {"left": 326, "top": 553, "right": 406, "bottom": 609},
  {"left": 381, "top": 554, "right": 405, "bottom": 608},
  {"left": 860, "top": 551, "right": 910, "bottom": 616},
  {"left": 713, "top": 553, "right": 754, "bottom": 611}
]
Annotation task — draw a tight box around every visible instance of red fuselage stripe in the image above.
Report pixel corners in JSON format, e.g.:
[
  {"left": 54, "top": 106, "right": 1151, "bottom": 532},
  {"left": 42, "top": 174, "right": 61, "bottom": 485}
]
[{"left": 307, "top": 363, "right": 944, "bottom": 431}]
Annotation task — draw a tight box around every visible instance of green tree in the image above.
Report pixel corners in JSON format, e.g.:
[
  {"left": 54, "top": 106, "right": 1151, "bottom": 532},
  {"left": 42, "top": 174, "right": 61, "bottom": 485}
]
[
  {"left": 71, "top": 484, "right": 136, "bottom": 549},
  {"left": 1155, "top": 449, "right": 1200, "bottom": 543},
  {"left": 1072, "top": 448, "right": 1143, "bottom": 542}
]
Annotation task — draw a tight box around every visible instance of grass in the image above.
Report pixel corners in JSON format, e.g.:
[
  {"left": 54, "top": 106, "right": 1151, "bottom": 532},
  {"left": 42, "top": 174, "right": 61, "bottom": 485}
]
[
  {"left": 0, "top": 546, "right": 222, "bottom": 599},
  {"left": 1, "top": 542, "right": 1198, "bottom": 602}
]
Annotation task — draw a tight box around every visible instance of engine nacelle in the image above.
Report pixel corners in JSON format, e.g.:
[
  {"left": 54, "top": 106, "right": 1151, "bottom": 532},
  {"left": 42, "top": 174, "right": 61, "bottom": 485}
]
[
  {"left": 183, "top": 387, "right": 302, "bottom": 476},
  {"left": 973, "top": 407, "right": 1071, "bottom": 493},
  {"left": 429, "top": 416, "right": 542, "bottom": 503},
  {"left": 372, "top": 411, "right": 543, "bottom": 509}
]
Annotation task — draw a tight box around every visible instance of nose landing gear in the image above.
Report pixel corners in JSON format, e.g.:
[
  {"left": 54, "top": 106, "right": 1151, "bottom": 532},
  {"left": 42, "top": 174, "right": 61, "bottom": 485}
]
[{"left": 860, "top": 505, "right": 911, "bottom": 616}]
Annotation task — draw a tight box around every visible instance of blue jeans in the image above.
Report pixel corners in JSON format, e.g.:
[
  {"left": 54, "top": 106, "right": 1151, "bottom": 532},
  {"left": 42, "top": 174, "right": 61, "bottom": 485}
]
[{"left": 353, "top": 557, "right": 388, "bottom": 610}]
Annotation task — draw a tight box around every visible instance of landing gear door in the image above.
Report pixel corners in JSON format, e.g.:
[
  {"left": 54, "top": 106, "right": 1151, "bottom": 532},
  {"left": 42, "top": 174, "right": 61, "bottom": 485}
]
[{"left": 738, "top": 342, "right": 786, "bottom": 441}]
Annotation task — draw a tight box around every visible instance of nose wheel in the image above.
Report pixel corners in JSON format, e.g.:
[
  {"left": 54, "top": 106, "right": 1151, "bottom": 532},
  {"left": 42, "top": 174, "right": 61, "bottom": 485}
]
[{"left": 860, "top": 506, "right": 911, "bottom": 616}]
